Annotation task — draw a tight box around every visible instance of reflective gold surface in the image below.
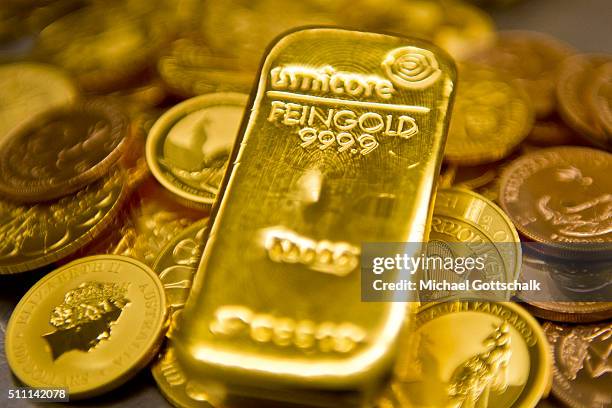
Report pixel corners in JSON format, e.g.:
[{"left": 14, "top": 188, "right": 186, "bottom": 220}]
[
  {"left": 153, "top": 218, "right": 209, "bottom": 312},
  {"left": 0, "top": 168, "right": 127, "bottom": 274},
  {"left": 498, "top": 147, "right": 612, "bottom": 251},
  {"left": 0, "top": 62, "right": 77, "bottom": 141},
  {"left": 544, "top": 321, "right": 611, "bottom": 408},
  {"left": 557, "top": 54, "right": 612, "bottom": 150},
  {"left": 387, "top": 301, "right": 551, "bottom": 408},
  {"left": 5, "top": 255, "right": 167, "bottom": 398},
  {"left": 0, "top": 99, "right": 129, "bottom": 202},
  {"left": 423, "top": 188, "right": 521, "bottom": 300},
  {"left": 146, "top": 93, "right": 248, "bottom": 208},
  {"left": 173, "top": 27, "right": 456, "bottom": 406},
  {"left": 444, "top": 63, "right": 534, "bottom": 165}
]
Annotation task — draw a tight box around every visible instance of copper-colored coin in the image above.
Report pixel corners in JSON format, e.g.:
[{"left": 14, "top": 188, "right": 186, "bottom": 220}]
[
  {"left": 499, "top": 147, "right": 612, "bottom": 253},
  {"left": 474, "top": 30, "right": 575, "bottom": 118},
  {"left": 0, "top": 99, "right": 129, "bottom": 202},
  {"left": 588, "top": 62, "right": 612, "bottom": 138},
  {"left": 557, "top": 54, "right": 612, "bottom": 150},
  {"left": 544, "top": 321, "right": 612, "bottom": 408},
  {"left": 445, "top": 63, "right": 534, "bottom": 165}
]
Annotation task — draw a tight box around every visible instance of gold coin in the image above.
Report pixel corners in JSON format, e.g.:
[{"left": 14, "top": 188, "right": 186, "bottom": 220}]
[
  {"left": 474, "top": 31, "right": 576, "bottom": 119},
  {"left": 158, "top": 38, "right": 255, "bottom": 98},
  {"left": 557, "top": 54, "right": 612, "bottom": 150},
  {"left": 450, "top": 163, "right": 499, "bottom": 190},
  {"left": 526, "top": 115, "right": 578, "bottom": 146},
  {"left": 588, "top": 62, "right": 612, "bottom": 139},
  {"left": 525, "top": 302, "right": 612, "bottom": 324},
  {"left": 35, "top": 4, "right": 171, "bottom": 92},
  {"left": 517, "top": 248, "right": 612, "bottom": 323},
  {"left": 152, "top": 343, "right": 219, "bottom": 408},
  {"left": 5, "top": 255, "right": 167, "bottom": 399},
  {"left": 69, "top": 176, "right": 205, "bottom": 265},
  {"left": 426, "top": 188, "right": 522, "bottom": 300},
  {"left": 445, "top": 63, "right": 534, "bottom": 165},
  {"left": 153, "top": 218, "right": 209, "bottom": 312},
  {"left": 0, "top": 62, "right": 77, "bottom": 140},
  {"left": 390, "top": 301, "right": 551, "bottom": 408},
  {"left": 0, "top": 168, "right": 127, "bottom": 274},
  {"left": 544, "top": 321, "right": 612, "bottom": 408},
  {"left": 432, "top": 0, "right": 496, "bottom": 60},
  {"left": 0, "top": 99, "right": 129, "bottom": 202},
  {"left": 146, "top": 92, "right": 247, "bottom": 208},
  {"left": 498, "top": 147, "right": 612, "bottom": 253}
]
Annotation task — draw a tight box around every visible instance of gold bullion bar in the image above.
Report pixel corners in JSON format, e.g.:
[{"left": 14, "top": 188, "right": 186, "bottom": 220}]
[{"left": 173, "top": 27, "right": 456, "bottom": 407}]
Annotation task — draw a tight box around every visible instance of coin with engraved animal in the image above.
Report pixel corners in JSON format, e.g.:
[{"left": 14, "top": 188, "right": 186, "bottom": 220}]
[
  {"left": 473, "top": 31, "right": 575, "bottom": 119},
  {"left": 146, "top": 93, "right": 247, "bottom": 208},
  {"left": 153, "top": 218, "right": 208, "bottom": 312},
  {"left": 544, "top": 321, "right": 612, "bottom": 408},
  {"left": 388, "top": 301, "right": 551, "bottom": 408},
  {"left": 498, "top": 147, "right": 612, "bottom": 256},
  {"left": 445, "top": 63, "right": 534, "bottom": 165},
  {"left": 0, "top": 99, "right": 129, "bottom": 202},
  {"left": 0, "top": 62, "right": 77, "bottom": 140},
  {"left": 557, "top": 54, "right": 612, "bottom": 150},
  {"left": 5, "top": 255, "right": 167, "bottom": 399},
  {"left": 0, "top": 169, "right": 127, "bottom": 274}
]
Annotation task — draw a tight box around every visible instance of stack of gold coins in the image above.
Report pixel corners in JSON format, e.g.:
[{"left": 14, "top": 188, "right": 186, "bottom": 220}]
[{"left": 0, "top": 0, "right": 610, "bottom": 407}]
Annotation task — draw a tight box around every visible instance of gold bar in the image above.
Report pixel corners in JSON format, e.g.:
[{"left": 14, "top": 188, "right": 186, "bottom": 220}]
[{"left": 173, "top": 27, "right": 456, "bottom": 406}]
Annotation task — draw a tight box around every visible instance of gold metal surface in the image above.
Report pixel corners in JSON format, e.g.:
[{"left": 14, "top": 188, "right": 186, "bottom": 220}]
[
  {"left": 557, "top": 54, "right": 612, "bottom": 150},
  {"left": 544, "top": 321, "right": 611, "bottom": 408},
  {"left": 444, "top": 63, "right": 534, "bottom": 165},
  {"left": 0, "top": 168, "right": 128, "bottom": 274},
  {"left": 5, "top": 255, "right": 167, "bottom": 399},
  {"left": 498, "top": 147, "right": 612, "bottom": 251},
  {"left": 146, "top": 93, "right": 248, "bottom": 208},
  {"left": 172, "top": 27, "right": 456, "bottom": 406},
  {"left": 388, "top": 301, "right": 552, "bottom": 408},
  {"left": 0, "top": 62, "right": 77, "bottom": 140},
  {"left": 0, "top": 99, "right": 129, "bottom": 202},
  {"left": 423, "top": 188, "right": 522, "bottom": 300},
  {"left": 153, "top": 217, "right": 209, "bottom": 312}
]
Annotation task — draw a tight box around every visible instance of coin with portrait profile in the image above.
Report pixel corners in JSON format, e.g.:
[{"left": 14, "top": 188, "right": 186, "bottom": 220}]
[
  {"left": 5, "top": 255, "right": 167, "bottom": 399},
  {"left": 498, "top": 147, "right": 612, "bottom": 255},
  {"left": 146, "top": 92, "right": 247, "bottom": 208},
  {"left": 0, "top": 99, "right": 129, "bottom": 203}
]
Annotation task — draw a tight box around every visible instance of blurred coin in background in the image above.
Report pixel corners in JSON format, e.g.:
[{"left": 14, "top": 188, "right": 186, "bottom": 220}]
[
  {"left": 0, "top": 62, "right": 77, "bottom": 141},
  {"left": 445, "top": 63, "right": 534, "bottom": 165},
  {"left": 557, "top": 54, "right": 612, "bottom": 150},
  {"left": 0, "top": 99, "right": 129, "bottom": 202}
]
